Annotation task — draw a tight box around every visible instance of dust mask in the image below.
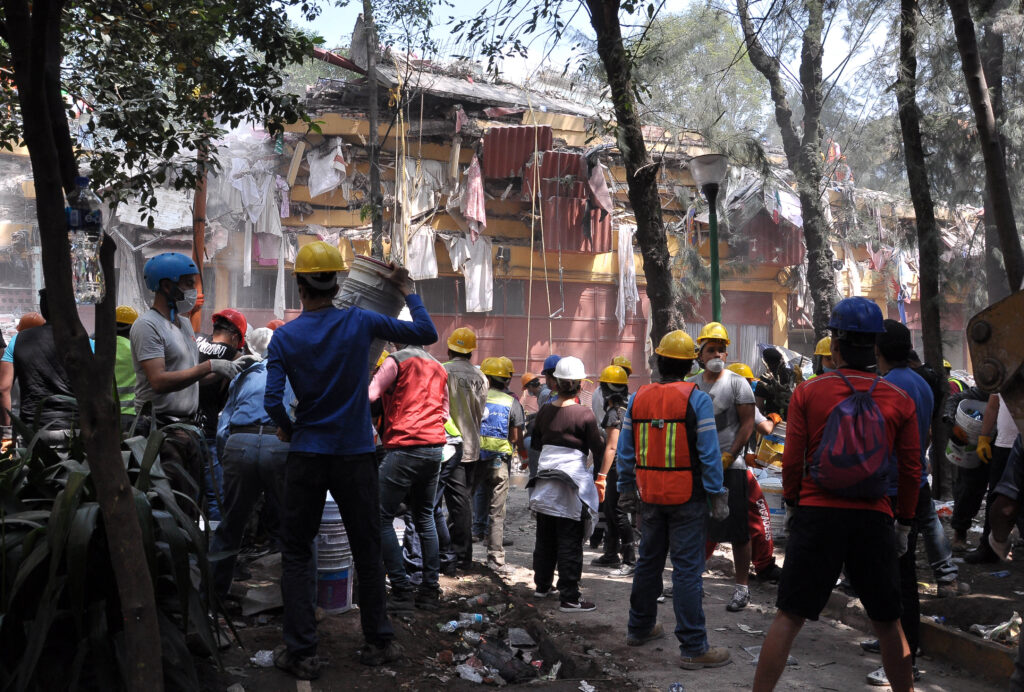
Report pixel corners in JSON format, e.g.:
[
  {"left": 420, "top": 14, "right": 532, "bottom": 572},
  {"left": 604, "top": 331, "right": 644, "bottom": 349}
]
[
  {"left": 706, "top": 358, "right": 725, "bottom": 374},
  {"left": 176, "top": 288, "right": 198, "bottom": 315}
]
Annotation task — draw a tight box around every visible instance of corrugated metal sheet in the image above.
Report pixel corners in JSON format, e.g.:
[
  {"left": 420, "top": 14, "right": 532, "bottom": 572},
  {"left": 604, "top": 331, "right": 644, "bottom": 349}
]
[
  {"left": 542, "top": 196, "right": 586, "bottom": 252},
  {"left": 523, "top": 151, "right": 587, "bottom": 200},
  {"left": 483, "top": 126, "right": 553, "bottom": 179}
]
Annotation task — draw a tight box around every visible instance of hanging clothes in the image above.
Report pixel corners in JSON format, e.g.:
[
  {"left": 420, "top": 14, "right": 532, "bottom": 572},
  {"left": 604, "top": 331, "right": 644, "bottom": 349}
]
[
  {"left": 407, "top": 225, "right": 438, "bottom": 281},
  {"left": 616, "top": 224, "right": 639, "bottom": 333},
  {"left": 306, "top": 142, "right": 344, "bottom": 198},
  {"left": 461, "top": 155, "right": 487, "bottom": 241},
  {"left": 446, "top": 233, "right": 493, "bottom": 312},
  {"left": 276, "top": 175, "right": 291, "bottom": 218}
]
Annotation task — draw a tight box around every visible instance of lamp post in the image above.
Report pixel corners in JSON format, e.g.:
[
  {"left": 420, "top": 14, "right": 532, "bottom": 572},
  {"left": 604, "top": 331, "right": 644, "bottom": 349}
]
[{"left": 689, "top": 153, "right": 730, "bottom": 323}]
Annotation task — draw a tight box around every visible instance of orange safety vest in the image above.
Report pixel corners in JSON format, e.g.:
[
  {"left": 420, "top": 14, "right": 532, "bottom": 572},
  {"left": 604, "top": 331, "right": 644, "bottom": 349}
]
[{"left": 631, "top": 381, "right": 699, "bottom": 505}]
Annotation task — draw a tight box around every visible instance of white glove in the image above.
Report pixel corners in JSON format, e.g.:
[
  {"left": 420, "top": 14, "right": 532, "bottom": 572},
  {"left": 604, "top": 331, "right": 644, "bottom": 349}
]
[
  {"left": 710, "top": 489, "right": 729, "bottom": 522},
  {"left": 894, "top": 522, "right": 912, "bottom": 558},
  {"left": 210, "top": 358, "right": 243, "bottom": 379}
]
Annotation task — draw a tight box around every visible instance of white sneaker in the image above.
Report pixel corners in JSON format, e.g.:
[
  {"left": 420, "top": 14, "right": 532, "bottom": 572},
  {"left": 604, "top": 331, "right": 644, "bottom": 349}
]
[{"left": 533, "top": 587, "right": 559, "bottom": 598}]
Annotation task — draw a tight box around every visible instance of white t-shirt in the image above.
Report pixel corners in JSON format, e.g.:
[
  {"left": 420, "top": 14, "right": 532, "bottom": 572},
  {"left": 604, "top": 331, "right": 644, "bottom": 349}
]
[
  {"left": 996, "top": 394, "right": 1020, "bottom": 448},
  {"left": 687, "top": 368, "right": 756, "bottom": 461}
]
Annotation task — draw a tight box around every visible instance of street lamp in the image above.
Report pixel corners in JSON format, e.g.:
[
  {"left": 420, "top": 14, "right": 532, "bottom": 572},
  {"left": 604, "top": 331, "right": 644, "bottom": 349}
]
[{"left": 689, "top": 153, "right": 729, "bottom": 323}]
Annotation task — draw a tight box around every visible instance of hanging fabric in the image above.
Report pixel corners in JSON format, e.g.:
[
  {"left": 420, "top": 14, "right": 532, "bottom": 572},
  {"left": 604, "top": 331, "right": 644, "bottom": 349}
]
[
  {"left": 616, "top": 224, "right": 639, "bottom": 333},
  {"left": 274, "top": 233, "right": 286, "bottom": 319},
  {"left": 407, "top": 225, "right": 438, "bottom": 280},
  {"left": 446, "top": 233, "right": 493, "bottom": 312},
  {"left": 461, "top": 155, "right": 487, "bottom": 240},
  {"left": 243, "top": 222, "right": 253, "bottom": 287}
]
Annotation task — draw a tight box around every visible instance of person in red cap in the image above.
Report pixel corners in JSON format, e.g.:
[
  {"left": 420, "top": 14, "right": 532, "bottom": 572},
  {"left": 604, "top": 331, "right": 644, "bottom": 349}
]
[{"left": 196, "top": 308, "right": 254, "bottom": 522}]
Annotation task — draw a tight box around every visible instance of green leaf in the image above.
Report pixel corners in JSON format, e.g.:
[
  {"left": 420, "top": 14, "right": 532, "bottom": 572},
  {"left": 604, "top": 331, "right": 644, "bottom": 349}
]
[
  {"left": 67, "top": 502, "right": 101, "bottom": 633},
  {"left": 152, "top": 509, "right": 191, "bottom": 633}
]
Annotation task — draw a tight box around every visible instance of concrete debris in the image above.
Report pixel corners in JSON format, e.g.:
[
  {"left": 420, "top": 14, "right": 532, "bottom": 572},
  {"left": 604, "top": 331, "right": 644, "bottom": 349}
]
[
  {"left": 508, "top": 627, "right": 536, "bottom": 647},
  {"left": 456, "top": 663, "right": 484, "bottom": 683},
  {"left": 249, "top": 650, "right": 274, "bottom": 668},
  {"left": 969, "top": 611, "right": 1021, "bottom": 644},
  {"left": 226, "top": 684, "right": 245, "bottom": 692},
  {"left": 241, "top": 585, "right": 284, "bottom": 616},
  {"left": 578, "top": 681, "right": 596, "bottom": 692},
  {"left": 737, "top": 624, "right": 764, "bottom": 636},
  {"left": 744, "top": 645, "right": 797, "bottom": 666}
]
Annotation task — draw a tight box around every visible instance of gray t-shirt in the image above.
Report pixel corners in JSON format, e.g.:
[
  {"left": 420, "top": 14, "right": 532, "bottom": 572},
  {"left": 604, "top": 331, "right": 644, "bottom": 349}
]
[
  {"left": 687, "top": 368, "right": 755, "bottom": 458},
  {"left": 131, "top": 308, "right": 199, "bottom": 421}
]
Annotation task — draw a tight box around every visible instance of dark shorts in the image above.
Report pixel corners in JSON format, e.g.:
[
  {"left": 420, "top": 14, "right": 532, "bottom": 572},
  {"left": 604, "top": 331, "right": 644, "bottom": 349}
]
[
  {"left": 706, "top": 467, "right": 750, "bottom": 545},
  {"left": 994, "top": 438, "right": 1024, "bottom": 502},
  {"left": 777, "top": 506, "right": 901, "bottom": 622}
]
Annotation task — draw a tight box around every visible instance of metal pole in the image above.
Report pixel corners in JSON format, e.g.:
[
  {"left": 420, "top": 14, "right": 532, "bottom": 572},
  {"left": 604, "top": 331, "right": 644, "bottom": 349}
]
[{"left": 704, "top": 182, "right": 721, "bottom": 322}]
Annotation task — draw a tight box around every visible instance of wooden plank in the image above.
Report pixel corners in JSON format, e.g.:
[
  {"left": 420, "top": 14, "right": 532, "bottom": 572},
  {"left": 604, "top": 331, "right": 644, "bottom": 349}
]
[
  {"left": 521, "top": 110, "right": 587, "bottom": 132},
  {"left": 286, "top": 140, "right": 306, "bottom": 187},
  {"left": 290, "top": 186, "right": 366, "bottom": 206},
  {"left": 283, "top": 208, "right": 365, "bottom": 227}
]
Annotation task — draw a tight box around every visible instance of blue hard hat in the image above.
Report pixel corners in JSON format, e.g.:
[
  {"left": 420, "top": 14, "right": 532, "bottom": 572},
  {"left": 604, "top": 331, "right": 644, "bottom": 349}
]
[
  {"left": 144, "top": 252, "right": 199, "bottom": 291},
  {"left": 542, "top": 354, "right": 561, "bottom": 374},
  {"left": 828, "top": 297, "right": 884, "bottom": 334}
]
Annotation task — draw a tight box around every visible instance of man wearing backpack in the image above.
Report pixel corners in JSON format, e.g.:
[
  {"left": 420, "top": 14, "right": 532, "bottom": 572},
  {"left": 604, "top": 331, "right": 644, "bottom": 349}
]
[{"left": 752, "top": 297, "right": 921, "bottom": 692}]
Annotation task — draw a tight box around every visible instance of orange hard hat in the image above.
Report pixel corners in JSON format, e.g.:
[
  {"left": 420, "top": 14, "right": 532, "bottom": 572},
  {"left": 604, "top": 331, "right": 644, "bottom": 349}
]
[
  {"left": 521, "top": 372, "right": 540, "bottom": 388},
  {"left": 267, "top": 319, "right": 285, "bottom": 331},
  {"left": 17, "top": 312, "right": 45, "bottom": 332}
]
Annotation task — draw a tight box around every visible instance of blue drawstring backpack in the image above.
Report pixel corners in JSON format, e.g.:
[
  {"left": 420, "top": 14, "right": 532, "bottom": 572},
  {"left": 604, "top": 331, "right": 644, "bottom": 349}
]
[{"left": 807, "top": 372, "right": 892, "bottom": 498}]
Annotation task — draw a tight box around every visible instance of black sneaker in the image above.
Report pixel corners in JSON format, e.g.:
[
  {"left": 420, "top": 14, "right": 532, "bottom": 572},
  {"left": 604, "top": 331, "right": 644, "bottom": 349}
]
[
  {"left": 559, "top": 599, "right": 597, "bottom": 612},
  {"left": 965, "top": 541, "right": 1000, "bottom": 564},
  {"left": 387, "top": 588, "right": 415, "bottom": 613},
  {"left": 591, "top": 553, "right": 622, "bottom": 567},
  {"left": 860, "top": 639, "right": 880, "bottom": 654},
  {"left": 415, "top": 586, "right": 442, "bottom": 611},
  {"left": 756, "top": 564, "right": 783, "bottom": 583},
  {"left": 273, "top": 644, "right": 322, "bottom": 680},
  {"left": 533, "top": 586, "right": 559, "bottom": 598},
  {"left": 359, "top": 640, "right": 403, "bottom": 666}
]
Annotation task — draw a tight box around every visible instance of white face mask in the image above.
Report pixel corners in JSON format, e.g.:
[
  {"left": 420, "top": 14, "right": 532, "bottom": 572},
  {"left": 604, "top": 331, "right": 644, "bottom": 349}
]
[
  {"left": 705, "top": 357, "right": 726, "bottom": 374},
  {"left": 176, "top": 288, "right": 198, "bottom": 315}
]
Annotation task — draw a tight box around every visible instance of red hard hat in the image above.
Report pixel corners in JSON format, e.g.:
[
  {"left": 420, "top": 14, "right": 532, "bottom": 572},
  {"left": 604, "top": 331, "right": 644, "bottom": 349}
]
[
  {"left": 213, "top": 309, "right": 247, "bottom": 345},
  {"left": 266, "top": 319, "right": 285, "bottom": 331}
]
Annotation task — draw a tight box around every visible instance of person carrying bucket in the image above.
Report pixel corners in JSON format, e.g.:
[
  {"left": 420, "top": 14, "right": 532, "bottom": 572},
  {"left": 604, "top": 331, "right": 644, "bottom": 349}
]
[{"left": 264, "top": 242, "right": 438, "bottom": 679}]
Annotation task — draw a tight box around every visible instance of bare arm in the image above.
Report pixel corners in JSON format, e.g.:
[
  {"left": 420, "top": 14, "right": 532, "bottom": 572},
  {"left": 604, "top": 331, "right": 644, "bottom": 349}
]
[
  {"left": 140, "top": 357, "right": 213, "bottom": 395},
  {"left": 980, "top": 393, "right": 1000, "bottom": 436},
  {"left": 756, "top": 418, "right": 774, "bottom": 436},
  {"left": 732, "top": 403, "right": 755, "bottom": 457},
  {"left": 0, "top": 361, "right": 12, "bottom": 426}
]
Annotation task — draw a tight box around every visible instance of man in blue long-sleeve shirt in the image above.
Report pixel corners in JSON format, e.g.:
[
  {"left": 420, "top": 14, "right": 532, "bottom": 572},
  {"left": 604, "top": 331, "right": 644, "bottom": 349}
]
[
  {"left": 616, "top": 330, "right": 732, "bottom": 671},
  {"left": 264, "top": 242, "right": 438, "bottom": 679}
]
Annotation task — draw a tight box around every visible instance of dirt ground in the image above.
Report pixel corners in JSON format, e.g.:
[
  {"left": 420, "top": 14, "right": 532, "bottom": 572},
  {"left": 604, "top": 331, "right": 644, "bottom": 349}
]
[{"left": 202, "top": 478, "right": 1012, "bottom": 691}]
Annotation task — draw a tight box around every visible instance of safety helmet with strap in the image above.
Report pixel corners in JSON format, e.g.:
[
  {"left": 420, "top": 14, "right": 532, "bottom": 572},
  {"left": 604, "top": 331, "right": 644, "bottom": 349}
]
[
  {"left": 447, "top": 327, "right": 477, "bottom": 354},
  {"left": 143, "top": 252, "right": 198, "bottom": 291},
  {"left": 599, "top": 365, "right": 629, "bottom": 384}
]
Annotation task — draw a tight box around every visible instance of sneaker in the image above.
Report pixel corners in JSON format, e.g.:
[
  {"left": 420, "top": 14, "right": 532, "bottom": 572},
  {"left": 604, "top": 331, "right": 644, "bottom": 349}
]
[
  {"left": 965, "top": 541, "right": 1000, "bottom": 564},
  {"left": 487, "top": 559, "right": 512, "bottom": 576},
  {"left": 755, "top": 564, "right": 783, "bottom": 584},
  {"left": 533, "top": 586, "right": 559, "bottom": 599},
  {"left": 560, "top": 599, "right": 597, "bottom": 612},
  {"left": 359, "top": 640, "right": 403, "bottom": 666},
  {"left": 614, "top": 563, "right": 636, "bottom": 577},
  {"left": 657, "top": 585, "right": 671, "bottom": 603},
  {"left": 951, "top": 535, "right": 969, "bottom": 553},
  {"left": 936, "top": 580, "right": 970, "bottom": 598},
  {"left": 387, "top": 588, "right": 416, "bottom": 613},
  {"left": 502, "top": 537, "right": 514, "bottom": 547},
  {"left": 866, "top": 665, "right": 921, "bottom": 685},
  {"left": 679, "top": 646, "right": 731, "bottom": 670},
  {"left": 415, "top": 586, "right": 442, "bottom": 611},
  {"left": 726, "top": 587, "right": 749, "bottom": 612},
  {"left": 860, "top": 639, "right": 880, "bottom": 654},
  {"left": 273, "top": 644, "right": 322, "bottom": 680},
  {"left": 591, "top": 553, "right": 622, "bottom": 567},
  {"left": 626, "top": 622, "right": 664, "bottom": 646}
]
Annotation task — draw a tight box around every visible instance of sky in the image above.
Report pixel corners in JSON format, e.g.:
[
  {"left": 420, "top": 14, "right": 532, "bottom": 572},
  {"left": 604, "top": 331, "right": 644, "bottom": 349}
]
[{"left": 285, "top": 0, "right": 883, "bottom": 92}]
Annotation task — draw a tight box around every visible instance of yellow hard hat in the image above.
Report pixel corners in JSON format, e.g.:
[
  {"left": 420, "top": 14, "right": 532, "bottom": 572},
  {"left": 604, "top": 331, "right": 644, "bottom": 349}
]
[
  {"left": 599, "top": 365, "right": 629, "bottom": 384},
  {"left": 294, "top": 241, "right": 345, "bottom": 274},
  {"left": 611, "top": 355, "right": 633, "bottom": 373},
  {"left": 447, "top": 327, "right": 477, "bottom": 354},
  {"left": 115, "top": 305, "right": 139, "bottom": 325},
  {"left": 375, "top": 349, "right": 390, "bottom": 369},
  {"left": 481, "top": 357, "right": 512, "bottom": 378},
  {"left": 499, "top": 356, "right": 515, "bottom": 375},
  {"left": 943, "top": 359, "right": 952, "bottom": 369},
  {"left": 814, "top": 336, "right": 832, "bottom": 357},
  {"left": 655, "top": 330, "right": 697, "bottom": 360},
  {"left": 697, "top": 321, "right": 730, "bottom": 345},
  {"left": 727, "top": 362, "right": 755, "bottom": 380}
]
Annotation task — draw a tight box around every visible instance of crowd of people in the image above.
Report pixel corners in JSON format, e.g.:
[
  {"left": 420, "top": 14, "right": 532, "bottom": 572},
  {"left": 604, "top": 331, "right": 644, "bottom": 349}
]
[{"left": 1, "top": 245, "right": 1021, "bottom": 690}]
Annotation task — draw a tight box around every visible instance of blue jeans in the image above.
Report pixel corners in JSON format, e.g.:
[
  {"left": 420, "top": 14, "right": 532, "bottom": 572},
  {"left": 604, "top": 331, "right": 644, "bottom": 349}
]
[
  {"left": 472, "top": 481, "right": 490, "bottom": 536},
  {"left": 204, "top": 437, "right": 224, "bottom": 523},
  {"left": 916, "top": 482, "right": 958, "bottom": 584},
  {"left": 629, "top": 500, "right": 709, "bottom": 657},
  {"left": 209, "top": 432, "right": 288, "bottom": 598},
  {"left": 379, "top": 446, "right": 442, "bottom": 591},
  {"left": 435, "top": 444, "right": 462, "bottom": 570}
]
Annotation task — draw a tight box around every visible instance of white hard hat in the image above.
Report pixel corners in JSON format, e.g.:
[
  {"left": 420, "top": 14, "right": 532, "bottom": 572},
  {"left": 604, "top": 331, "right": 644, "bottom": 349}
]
[
  {"left": 247, "top": 327, "right": 274, "bottom": 359},
  {"left": 553, "top": 356, "right": 586, "bottom": 381}
]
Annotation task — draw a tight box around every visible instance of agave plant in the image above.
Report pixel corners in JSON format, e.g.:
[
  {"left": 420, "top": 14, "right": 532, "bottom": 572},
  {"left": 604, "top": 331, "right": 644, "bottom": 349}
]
[{"left": 0, "top": 411, "right": 226, "bottom": 691}]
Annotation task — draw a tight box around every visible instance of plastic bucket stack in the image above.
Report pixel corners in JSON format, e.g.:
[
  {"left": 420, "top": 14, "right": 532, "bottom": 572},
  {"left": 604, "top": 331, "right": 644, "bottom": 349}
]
[
  {"left": 334, "top": 255, "right": 407, "bottom": 370},
  {"left": 758, "top": 475, "right": 786, "bottom": 539},
  {"left": 317, "top": 493, "right": 353, "bottom": 614},
  {"left": 947, "top": 399, "right": 987, "bottom": 469}
]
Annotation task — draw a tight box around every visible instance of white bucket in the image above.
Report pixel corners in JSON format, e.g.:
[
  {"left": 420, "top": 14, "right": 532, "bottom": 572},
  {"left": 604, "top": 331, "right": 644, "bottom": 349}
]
[
  {"left": 317, "top": 561, "right": 354, "bottom": 614},
  {"left": 334, "top": 255, "right": 407, "bottom": 369},
  {"left": 759, "top": 476, "right": 786, "bottom": 539},
  {"left": 947, "top": 439, "right": 982, "bottom": 469},
  {"left": 955, "top": 399, "right": 987, "bottom": 445}
]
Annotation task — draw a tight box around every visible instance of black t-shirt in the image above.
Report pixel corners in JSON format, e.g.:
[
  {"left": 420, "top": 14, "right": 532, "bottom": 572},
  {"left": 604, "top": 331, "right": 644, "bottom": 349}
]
[
  {"left": 196, "top": 334, "right": 238, "bottom": 437},
  {"left": 530, "top": 403, "right": 606, "bottom": 461},
  {"left": 601, "top": 405, "right": 625, "bottom": 430},
  {"left": 13, "top": 325, "right": 77, "bottom": 429}
]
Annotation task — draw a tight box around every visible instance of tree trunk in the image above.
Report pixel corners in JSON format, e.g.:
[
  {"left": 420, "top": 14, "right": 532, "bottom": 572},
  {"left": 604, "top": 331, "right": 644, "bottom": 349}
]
[
  {"left": 896, "top": 0, "right": 950, "bottom": 497},
  {"left": 737, "top": 0, "right": 837, "bottom": 337},
  {"left": 364, "top": 0, "right": 384, "bottom": 259},
  {"left": 4, "top": 0, "right": 164, "bottom": 688},
  {"left": 585, "top": 0, "right": 685, "bottom": 344},
  {"left": 947, "top": 0, "right": 1024, "bottom": 292}
]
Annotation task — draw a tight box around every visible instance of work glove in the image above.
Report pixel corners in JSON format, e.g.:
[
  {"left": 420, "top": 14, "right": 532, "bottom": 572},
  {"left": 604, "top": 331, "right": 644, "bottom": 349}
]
[
  {"left": 210, "top": 358, "right": 243, "bottom": 380},
  {"left": 1, "top": 425, "right": 12, "bottom": 454},
  {"left": 235, "top": 355, "right": 260, "bottom": 371},
  {"left": 618, "top": 486, "right": 639, "bottom": 514},
  {"left": 768, "top": 413, "right": 783, "bottom": 425},
  {"left": 976, "top": 435, "right": 994, "bottom": 464},
  {"left": 721, "top": 452, "right": 735, "bottom": 471},
  {"left": 710, "top": 488, "right": 730, "bottom": 522},
  {"left": 894, "top": 522, "right": 912, "bottom": 558},
  {"left": 595, "top": 473, "right": 607, "bottom": 503}
]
